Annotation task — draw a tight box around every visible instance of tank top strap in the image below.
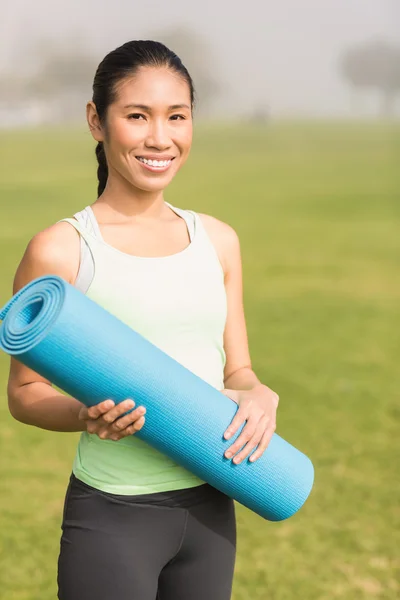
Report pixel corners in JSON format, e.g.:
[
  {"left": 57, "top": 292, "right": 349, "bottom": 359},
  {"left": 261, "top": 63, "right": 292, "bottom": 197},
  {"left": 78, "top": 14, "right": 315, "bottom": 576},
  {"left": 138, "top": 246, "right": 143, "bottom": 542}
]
[
  {"left": 56, "top": 217, "right": 95, "bottom": 247},
  {"left": 56, "top": 217, "right": 98, "bottom": 293},
  {"left": 165, "top": 202, "right": 195, "bottom": 243},
  {"left": 182, "top": 208, "right": 210, "bottom": 247},
  {"left": 186, "top": 210, "right": 224, "bottom": 277},
  {"left": 73, "top": 207, "right": 100, "bottom": 238}
]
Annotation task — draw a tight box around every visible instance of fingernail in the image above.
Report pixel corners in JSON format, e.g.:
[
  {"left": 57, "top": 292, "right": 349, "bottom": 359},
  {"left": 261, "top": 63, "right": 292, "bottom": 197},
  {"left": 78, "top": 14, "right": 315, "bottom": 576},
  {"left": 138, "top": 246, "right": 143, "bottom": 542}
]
[
  {"left": 225, "top": 451, "right": 232, "bottom": 458},
  {"left": 225, "top": 432, "right": 232, "bottom": 439}
]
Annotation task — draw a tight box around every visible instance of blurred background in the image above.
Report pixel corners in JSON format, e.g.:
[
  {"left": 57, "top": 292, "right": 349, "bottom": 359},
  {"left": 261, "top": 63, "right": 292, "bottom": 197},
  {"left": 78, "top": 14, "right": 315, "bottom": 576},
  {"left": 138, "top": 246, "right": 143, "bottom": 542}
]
[
  {"left": 0, "top": 1, "right": 399, "bottom": 599},
  {"left": 1, "top": 0, "right": 400, "bottom": 123}
]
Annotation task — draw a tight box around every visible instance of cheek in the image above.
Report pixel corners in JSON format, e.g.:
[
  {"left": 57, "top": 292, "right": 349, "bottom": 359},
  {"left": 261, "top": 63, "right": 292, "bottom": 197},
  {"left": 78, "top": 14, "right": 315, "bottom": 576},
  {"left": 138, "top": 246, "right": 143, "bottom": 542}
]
[
  {"left": 110, "top": 120, "right": 143, "bottom": 151},
  {"left": 176, "top": 124, "right": 193, "bottom": 154}
]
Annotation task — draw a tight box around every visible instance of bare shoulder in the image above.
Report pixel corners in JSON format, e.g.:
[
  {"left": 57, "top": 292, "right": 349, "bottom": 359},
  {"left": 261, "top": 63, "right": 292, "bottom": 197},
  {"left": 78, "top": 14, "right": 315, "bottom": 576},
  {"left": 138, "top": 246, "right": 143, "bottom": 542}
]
[
  {"left": 13, "top": 220, "right": 81, "bottom": 293},
  {"left": 197, "top": 212, "right": 240, "bottom": 276},
  {"left": 25, "top": 221, "right": 80, "bottom": 272}
]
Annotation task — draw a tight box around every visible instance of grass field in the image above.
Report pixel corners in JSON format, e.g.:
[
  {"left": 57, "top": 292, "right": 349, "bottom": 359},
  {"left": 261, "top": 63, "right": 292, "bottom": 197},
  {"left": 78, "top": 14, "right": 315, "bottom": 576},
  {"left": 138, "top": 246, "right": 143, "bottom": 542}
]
[{"left": 0, "top": 121, "right": 399, "bottom": 599}]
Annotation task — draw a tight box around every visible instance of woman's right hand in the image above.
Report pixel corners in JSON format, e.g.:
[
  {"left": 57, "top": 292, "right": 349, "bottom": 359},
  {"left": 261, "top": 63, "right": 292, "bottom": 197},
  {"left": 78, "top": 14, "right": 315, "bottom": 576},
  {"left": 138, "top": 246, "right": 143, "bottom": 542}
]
[{"left": 78, "top": 399, "right": 146, "bottom": 441}]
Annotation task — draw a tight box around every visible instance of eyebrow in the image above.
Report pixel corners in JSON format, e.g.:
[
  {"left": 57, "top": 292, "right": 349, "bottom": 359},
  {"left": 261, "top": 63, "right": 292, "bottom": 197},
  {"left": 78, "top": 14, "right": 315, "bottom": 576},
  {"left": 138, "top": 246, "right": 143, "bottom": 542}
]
[{"left": 123, "top": 103, "right": 191, "bottom": 112}]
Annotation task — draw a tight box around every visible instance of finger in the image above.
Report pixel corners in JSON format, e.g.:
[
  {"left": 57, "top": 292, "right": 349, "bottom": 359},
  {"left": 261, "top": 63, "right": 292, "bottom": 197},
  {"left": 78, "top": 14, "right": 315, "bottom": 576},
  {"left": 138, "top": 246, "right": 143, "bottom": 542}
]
[
  {"left": 112, "top": 406, "right": 146, "bottom": 431},
  {"left": 224, "top": 403, "right": 250, "bottom": 440},
  {"left": 95, "top": 413, "right": 145, "bottom": 440},
  {"left": 121, "top": 416, "right": 146, "bottom": 437},
  {"left": 108, "top": 418, "right": 146, "bottom": 441},
  {"left": 249, "top": 423, "right": 276, "bottom": 463},
  {"left": 224, "top": 418, "right": 259, "bottom": 459},
  {"left": 108, "top": 416, "right": 146, "bottom": 441},
  {"left": 87, "top": 399, "right": 115, "bottom": 420},
  {"left": 86, "top": 401, "right": 138, "bottom": 435},
  {"left": 96, "top": 427, "right": 111, "bottom": 440},
  {"left": 100, "top": 399, "right": 136, "bottom": 424},
  {"left": 231, "top": 420, "right": 267, "bottom": 464}
]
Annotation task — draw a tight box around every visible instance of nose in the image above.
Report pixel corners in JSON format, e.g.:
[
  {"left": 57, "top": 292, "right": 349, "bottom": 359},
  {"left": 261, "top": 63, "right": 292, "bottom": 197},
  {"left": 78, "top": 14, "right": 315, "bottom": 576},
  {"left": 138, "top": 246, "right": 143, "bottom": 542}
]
[{"left": 145, "top": 118, "right": 171, "bottom": 151}]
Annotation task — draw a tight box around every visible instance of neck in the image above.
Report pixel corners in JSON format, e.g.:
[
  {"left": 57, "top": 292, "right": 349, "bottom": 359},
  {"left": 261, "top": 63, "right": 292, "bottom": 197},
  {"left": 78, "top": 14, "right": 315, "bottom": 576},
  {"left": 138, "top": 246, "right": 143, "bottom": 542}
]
[{"left": 94, "top": 172, "right": 168, "bottom": 222}]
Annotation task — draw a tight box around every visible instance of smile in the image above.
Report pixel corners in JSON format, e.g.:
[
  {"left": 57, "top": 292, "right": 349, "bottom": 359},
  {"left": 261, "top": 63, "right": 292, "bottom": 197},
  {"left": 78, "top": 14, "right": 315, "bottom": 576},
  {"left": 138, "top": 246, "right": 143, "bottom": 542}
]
[{"left": 135, "top": 156, "right": 174, "bottom": 172}]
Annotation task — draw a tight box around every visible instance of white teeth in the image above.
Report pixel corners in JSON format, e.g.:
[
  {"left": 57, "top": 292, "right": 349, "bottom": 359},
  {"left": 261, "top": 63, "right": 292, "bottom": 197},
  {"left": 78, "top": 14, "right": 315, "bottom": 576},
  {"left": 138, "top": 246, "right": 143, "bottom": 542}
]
[{"left": 138, "top": 157, "right": 171, "bottom": 168}]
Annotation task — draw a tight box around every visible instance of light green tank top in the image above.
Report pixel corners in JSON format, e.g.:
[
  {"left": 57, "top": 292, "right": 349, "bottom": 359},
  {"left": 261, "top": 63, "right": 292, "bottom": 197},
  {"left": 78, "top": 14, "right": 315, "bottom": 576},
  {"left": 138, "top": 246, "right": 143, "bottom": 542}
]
[{"left": 57, "top": 202, "right": 228, "bottom": 494}]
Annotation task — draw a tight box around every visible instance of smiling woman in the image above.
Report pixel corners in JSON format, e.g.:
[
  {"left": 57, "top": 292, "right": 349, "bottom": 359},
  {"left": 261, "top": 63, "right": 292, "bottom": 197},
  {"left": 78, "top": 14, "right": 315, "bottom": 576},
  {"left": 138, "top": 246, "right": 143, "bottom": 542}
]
[{"left": 6, "top": 39, "right": 279, "bottom": 600}]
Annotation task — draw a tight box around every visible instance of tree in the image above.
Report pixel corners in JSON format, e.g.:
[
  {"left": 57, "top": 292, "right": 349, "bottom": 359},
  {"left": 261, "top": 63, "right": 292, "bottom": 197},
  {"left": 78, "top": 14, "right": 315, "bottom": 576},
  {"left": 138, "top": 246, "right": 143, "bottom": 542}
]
[{"left": 340, "top": 40, "right": 400, "bottom": 118}]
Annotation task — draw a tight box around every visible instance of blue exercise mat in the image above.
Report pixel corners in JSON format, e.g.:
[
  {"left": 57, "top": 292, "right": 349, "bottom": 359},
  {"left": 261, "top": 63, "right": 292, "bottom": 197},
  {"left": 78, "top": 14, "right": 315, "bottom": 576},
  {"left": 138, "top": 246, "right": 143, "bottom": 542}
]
[{"left": 0, "top": 275, "right": 314, "bottom": 521}]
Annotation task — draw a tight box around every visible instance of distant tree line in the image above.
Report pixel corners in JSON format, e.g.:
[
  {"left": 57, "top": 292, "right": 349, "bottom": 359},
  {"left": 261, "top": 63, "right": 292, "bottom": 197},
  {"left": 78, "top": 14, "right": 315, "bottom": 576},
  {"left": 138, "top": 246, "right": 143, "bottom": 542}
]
[
  {"left": 1, "top": 33, "right": 398, "bottom": 123},
  {"left": 340, "top": 39, "right": 400, "bottom": 118}
]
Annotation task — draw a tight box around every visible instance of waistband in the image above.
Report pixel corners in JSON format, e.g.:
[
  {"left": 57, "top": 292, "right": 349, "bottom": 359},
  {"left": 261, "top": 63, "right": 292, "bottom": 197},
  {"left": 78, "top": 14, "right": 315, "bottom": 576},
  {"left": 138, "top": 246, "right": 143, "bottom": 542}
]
[{"left": 70, "top": 473, "right": 226, "bottom": 509}]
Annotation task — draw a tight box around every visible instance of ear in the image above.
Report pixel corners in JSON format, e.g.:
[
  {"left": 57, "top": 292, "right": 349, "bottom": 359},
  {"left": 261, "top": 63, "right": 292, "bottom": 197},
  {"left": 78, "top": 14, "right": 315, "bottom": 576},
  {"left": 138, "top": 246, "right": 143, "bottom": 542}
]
[{"left": 86, "top": 101, "right": 104, "bottom": 143}]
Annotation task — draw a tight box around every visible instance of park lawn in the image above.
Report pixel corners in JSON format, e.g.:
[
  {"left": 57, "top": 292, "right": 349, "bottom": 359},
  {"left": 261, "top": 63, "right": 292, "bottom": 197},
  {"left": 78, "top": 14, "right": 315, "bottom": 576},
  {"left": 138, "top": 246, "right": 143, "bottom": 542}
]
[{"left": 0, "top": 121, "right": 398, "bottom": 600}]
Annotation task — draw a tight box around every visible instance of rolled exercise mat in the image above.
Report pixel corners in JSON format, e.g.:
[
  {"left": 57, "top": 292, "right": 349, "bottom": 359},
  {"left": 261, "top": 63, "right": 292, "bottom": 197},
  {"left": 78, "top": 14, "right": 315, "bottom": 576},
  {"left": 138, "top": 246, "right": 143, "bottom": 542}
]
[{"left": 0, "top": 275, "right": 314, "bottom": 521}]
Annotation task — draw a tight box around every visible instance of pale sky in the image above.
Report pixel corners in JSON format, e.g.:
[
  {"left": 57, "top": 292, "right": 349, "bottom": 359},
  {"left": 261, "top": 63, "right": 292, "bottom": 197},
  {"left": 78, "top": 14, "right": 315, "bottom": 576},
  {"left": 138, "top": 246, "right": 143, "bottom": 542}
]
[{"left": 1, "top": 0, "right": 398, "bottom": 116}]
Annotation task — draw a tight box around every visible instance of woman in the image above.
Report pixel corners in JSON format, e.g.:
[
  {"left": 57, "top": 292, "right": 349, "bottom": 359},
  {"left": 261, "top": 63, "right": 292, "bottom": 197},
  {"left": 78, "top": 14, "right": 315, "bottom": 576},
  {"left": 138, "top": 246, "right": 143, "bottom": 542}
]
[{"left": 7, "top": 40, "right": 279, "bottom": 600}]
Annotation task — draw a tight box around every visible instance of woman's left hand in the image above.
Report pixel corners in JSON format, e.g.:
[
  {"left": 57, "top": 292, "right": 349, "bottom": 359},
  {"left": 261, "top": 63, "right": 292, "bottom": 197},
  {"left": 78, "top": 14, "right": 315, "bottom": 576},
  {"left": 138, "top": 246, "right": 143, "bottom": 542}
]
[{"left": 221, "top": 384, "right": 279, "bottom": 464}]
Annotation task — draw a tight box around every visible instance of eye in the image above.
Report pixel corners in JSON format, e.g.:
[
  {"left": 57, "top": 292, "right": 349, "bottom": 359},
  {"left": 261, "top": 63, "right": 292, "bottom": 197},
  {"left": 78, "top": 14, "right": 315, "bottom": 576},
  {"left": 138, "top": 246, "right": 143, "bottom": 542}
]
[
  {"left": 127, "top": 113, "right": 145, "bottom": 120},
  {"left": 170, "top": 114, "right": 186, "bottom": 121}
]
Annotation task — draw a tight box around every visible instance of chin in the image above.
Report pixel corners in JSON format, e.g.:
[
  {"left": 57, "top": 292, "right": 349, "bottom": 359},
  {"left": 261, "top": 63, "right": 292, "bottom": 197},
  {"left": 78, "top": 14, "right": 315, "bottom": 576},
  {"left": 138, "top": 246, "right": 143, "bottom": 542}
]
[
  {"left": 133, "top": 176, "right": 174, "bottom": 193},
  {"left": 133, "top": 170, "right": 177, "bottom": 191}
]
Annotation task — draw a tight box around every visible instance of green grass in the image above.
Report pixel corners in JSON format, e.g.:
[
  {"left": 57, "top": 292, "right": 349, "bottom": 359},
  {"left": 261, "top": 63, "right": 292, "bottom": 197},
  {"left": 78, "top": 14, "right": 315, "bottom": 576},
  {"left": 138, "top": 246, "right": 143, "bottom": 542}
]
[{"left": 0, "top": 121, "right": 399, "bottom": 599}]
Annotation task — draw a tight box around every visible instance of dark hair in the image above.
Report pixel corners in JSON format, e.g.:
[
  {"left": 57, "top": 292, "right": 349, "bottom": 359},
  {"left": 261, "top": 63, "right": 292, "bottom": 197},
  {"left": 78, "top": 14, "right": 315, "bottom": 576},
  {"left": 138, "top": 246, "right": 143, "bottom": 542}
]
[{"left": 92, "top": 40, "right": 196, "bottom": 197}]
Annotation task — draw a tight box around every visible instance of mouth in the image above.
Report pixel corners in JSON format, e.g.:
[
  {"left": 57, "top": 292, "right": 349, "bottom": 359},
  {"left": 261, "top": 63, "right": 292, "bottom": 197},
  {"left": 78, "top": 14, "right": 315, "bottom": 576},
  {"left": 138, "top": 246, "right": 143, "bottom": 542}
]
[{"left": 135, "top": 156, "right": 175, "bottom": 173}]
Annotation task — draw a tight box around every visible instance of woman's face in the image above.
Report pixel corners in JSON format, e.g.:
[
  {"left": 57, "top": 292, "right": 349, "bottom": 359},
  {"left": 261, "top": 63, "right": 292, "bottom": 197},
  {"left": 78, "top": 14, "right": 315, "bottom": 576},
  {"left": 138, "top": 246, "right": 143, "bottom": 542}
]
[{"left": 91, "top": 66, "right": 193, "bottom": 194}]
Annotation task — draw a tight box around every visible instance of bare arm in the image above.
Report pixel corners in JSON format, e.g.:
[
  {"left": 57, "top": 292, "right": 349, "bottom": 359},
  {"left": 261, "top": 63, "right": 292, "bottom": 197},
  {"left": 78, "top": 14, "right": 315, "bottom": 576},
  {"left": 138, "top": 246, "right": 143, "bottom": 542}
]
[
  {"left": 198, "top": 213, "right": 262, "bottom": 394},
  {"left": 219, "top": 222, "right": 279, "bottom": 464},
  {"left": 221, "top": 226, "right": 263, "bottom": 393},
  {"left": 7, "top": 222, "right": 146, "bottom": 439},
  {"left": 7, "top": 222, "right": 86, "bottom": 432}
]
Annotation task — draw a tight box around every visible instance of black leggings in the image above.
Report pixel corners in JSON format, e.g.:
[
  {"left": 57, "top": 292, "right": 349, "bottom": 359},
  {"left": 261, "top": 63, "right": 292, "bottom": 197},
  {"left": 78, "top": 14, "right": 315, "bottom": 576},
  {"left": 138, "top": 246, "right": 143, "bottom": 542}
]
[{"left": 57, "top": 474, "right": 236, "bottom": 600}]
